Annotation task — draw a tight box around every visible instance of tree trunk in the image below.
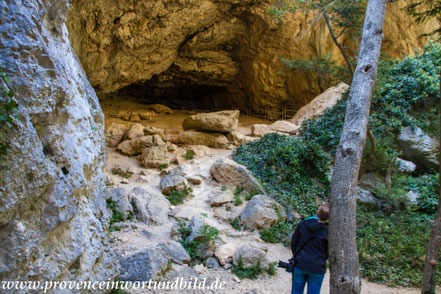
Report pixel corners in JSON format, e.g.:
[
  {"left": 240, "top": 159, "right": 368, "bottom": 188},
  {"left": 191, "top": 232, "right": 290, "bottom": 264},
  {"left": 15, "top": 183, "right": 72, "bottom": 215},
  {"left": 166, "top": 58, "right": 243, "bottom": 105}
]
[
  {"left": 328, "top": 0, "right": 388, "bottom": 293},
  {"left": 420, "top": 69, "right": 441, "bottom": 294},
  {"left": 322, "top": 10, "right": 354, "bottom": 78},
  {"left": 359, "top": 128, "right": 375, "bottom": 180}
]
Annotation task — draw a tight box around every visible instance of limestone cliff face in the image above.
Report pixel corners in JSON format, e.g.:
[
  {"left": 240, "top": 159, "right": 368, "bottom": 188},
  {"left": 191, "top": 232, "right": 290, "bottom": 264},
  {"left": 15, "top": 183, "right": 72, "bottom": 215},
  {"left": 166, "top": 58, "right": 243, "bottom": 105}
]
[
  {"left": 0, "top": 0, "right": 117, "bottom": 288},
  {"left": 67, "top": 0, "right": 439, "bottom": 112}
]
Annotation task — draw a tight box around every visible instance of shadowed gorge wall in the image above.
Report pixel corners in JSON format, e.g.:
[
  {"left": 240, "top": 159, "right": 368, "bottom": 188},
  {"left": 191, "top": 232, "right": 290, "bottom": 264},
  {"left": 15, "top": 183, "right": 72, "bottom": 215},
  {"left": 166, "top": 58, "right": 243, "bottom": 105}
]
[
  {"left": 0, "top": 0, "right": 117, "bottom": 287},
  {"left": 67, "top": 0, "right": 439, "bottom": 113}
]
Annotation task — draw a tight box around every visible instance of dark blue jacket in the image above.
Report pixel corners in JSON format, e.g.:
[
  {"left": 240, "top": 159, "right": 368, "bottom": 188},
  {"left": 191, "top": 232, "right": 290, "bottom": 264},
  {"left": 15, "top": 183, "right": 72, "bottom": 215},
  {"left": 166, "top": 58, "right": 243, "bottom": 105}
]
[{"left": 291, "top": 217, "right": 328, "bottom": 274}]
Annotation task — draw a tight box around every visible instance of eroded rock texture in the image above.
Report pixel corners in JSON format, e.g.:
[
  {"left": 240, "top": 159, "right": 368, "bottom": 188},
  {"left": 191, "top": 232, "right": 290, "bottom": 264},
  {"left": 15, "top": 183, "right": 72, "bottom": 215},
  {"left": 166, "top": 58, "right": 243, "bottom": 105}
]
[
  {"left": 0, "top": 0, "right": 118, "bottom": 288},
  {"left": 67, "top": 0, "right": 438, "bottom": 112}
]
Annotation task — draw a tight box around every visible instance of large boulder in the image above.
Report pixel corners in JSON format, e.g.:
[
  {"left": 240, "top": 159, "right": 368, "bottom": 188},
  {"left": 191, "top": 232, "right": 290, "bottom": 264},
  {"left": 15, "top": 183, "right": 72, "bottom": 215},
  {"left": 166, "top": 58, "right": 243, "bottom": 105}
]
[
  {"left": 290, "top": 82, "right": 350, "bottom": 126},
  {"left": 166, "top": 241, "right": 191, "bottom": 265},
  {"left": 358, "top": 173, "right": 386, "bottom": 191},
  {"left": 182, "top": 110, "right": 239, "bottom": 132},
  {"left": 120, "top": 244, "right": 171, "bottom": 281},
  {"left": 233, "top": 244, "right": 269, "bottom": 268},
  {"left": 251, "top": 121, "right": 299, "bottom": 137},
  {"left": 106, "top": 187, "right": 133, "bottom": 217},
  {"left": 139, "top": 145, "right": 169, "bottom": 168},
  {"left": 396, "top": 126, "right": 439, "bottom": 171},
  {"left": 160, "top": 174, "right": 189, "bottom": 195},
  {"left": 227, "top": 131, "right": 250, "bottom": 146},
  {"left": 123, "top": 123, "right": 145, "bottom": 141},
  {"left": 106, "top": 123, "right": 129, "bottom": 147},
  {"left": 239, "top": 195, "right": 286, "bottom": 230},
  {"left": 357, "top": 187, "right": 380, "bottom": 205},
  {"left": 215, "top": 243, "right": 237, "bottom": 266},
  {"left": 117, "top": 135, "right": 155, "bottom": 156},
  {"left": 395, "top": 158, "right": 417, "bottom": 173},
  {"left": 210, "top": 158, "right": 265, "bottom": 193},
  {"left": 208, "top": 187, "right": 235, "bottom": 207},
  {"left": 167, "top": 131, "right": 229, "bottom": 148},
  {"left": 130, "top": 187, "right": 170, "bottom": 225}
]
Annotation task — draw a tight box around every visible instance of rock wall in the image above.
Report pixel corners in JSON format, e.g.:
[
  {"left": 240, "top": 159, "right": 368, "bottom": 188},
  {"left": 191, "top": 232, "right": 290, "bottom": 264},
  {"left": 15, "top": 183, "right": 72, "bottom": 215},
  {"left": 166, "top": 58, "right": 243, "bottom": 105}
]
[
  {"left": 0, "top": 0, "right": 117, "bottom": 289},
  {"left": 67, "top": 0, "right": 439, "bottom": 112}
]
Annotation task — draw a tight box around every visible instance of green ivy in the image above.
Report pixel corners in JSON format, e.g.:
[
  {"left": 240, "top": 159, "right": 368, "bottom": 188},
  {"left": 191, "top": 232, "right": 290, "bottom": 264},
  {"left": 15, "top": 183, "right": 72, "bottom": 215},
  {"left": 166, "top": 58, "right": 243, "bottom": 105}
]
[{"left": 233, "top": 133, "right": 330, "bottom": 217}]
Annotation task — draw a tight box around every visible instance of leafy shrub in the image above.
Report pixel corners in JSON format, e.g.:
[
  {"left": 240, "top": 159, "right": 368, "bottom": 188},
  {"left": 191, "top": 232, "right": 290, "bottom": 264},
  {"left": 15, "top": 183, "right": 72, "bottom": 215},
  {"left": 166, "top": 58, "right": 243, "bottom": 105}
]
[
  {"left": 233, "top": 133, "right": 331, "bottom": 217},
  {"left": 178, "top": 222, "right": 219, "bottom": 261},
  {"left": 300, "top": 92, "right": 348, "bottom": 156},
  {"left": 229, "top": 217, "right": 242, "bottom": 231},
  {"left": 234, "top": 185, "right": 244, "bottom": 206},
  {"left": 166, "top": 186, "right": 193, "bottom": 205},
  {"left": 232, "top": 256, "right": 277, "bottom": 279},
  {"left": 183, "top": 150, "right": 195, "bottom": 160},
  {"left": 259, "top": 220, "right": 299, "bottom": 247},
  {"left": 357, "top": 204, "right": 438, "bottom": 287},
  {"left": 399, "top": 173, "right": 439, "bottom": 214}
]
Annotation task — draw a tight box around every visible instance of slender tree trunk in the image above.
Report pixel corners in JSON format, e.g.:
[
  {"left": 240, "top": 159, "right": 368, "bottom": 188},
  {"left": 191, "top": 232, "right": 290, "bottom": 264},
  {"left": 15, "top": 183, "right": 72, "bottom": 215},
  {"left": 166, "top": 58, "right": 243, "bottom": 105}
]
[
  {"left": 328, "top": 0, "right": 388, "bottom": 293},
  {"left": 359, "top": 128, "right": 375, "bottom": 180},
  {"left": 421, "top": 70, "right": 441, "bottom": 294},
  {"left": 322, "top": 10, "right": 354, "bottom": 77}
]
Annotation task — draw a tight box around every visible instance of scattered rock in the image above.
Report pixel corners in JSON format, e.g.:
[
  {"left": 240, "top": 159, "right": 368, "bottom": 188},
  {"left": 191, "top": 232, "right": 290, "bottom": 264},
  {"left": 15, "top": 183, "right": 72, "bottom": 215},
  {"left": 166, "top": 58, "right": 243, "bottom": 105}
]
[
  {"left": 137, "top": 110, "right": 155, "bottom": 121},
  {"left": 227, "top": 131, "right": 250, "bottom": 146},
  {"left": 139, "top": 145, "right": 169, "bottom": 168},
  {"left": 167, "top": 143, "right": 178, "bottom": 152},
  {"left": 251, "top": 124, "right": 271, "bottom": 137},
  {"left": 210, "top": 158, "right": 265, "bottom": 193},
  {"left": 124, "top": 123, "right": 145, "bottom": 141},
  {"left": 215, "top": 243, "right": 237, "bottom": 266},
  {"left": 182, "top": 110, "right": 240, "bottom": 132},
  {"left": 232, "top": 244, "right": 269, "bottom": 268},
  {"left": 357, "top": 187, "right": 380, "bottom": 205},
  {"left": 224, "top": 263, "right": 233, "bottom": 270},
  {"left": 106, "top": 123, "right": 129, "bottom": 147},
  {"left": 106, "top": 187, "right": 133, "bottom": 217},
  {"left": 290, "top": 82, "right": 350, "bottom": 126},
  {"left": 239, "top": 195, "right": 286, "bottom": 230},
  {"left": 148, "top": 104, "right": 173, "bottom": 114},
  {"left": 269, "top": 120, "right": 299, "bottom": 135},
  {"left": 208, "top": 187, "right": 235, "bottom": 207},
  {"left": 359, "top": 173, "right": 386, "bottom": 191},
  {"left": 120, "top": 179, "right": 129, "bottom": 184},
  {"left": 130, "top": 187, "right": 170, "bottom": 225},
  {"left": 160, "top": 174, "right": 189, "bottom": 195},
  {"left": 167, "top": 241, "right": 191, "bottom": 265},
  {"left": 117, "top": 135, "right": 155, "bottom": 156},
  {"left": 194, "top": 264, "right": 207, "bottom": 274},
  {"left": 407, "top": 190, "right": 419, "bottom": 204},
  {"left": 205, "top": 257, "right": 220, "bottom": 269},
  {"left": 119, "top": 244, "right": 171, "bottom": 281},
  {"left": 396, "top": 126, "right": 439, "bottom": 171},
  {"left": 144, "top": 125, "right": 165, "bottom": 137},
  {"left": 395, "top": 158, "right": 417, "bottom": 173},
  {"left": 187, "top": 176, "right": 202, "bottom": 185},
  {"left": 167, "top": 131, "right": 229, "bottom": 148},
  {"left": 187, "top": 145, "right": 212, "bottom": 157}
]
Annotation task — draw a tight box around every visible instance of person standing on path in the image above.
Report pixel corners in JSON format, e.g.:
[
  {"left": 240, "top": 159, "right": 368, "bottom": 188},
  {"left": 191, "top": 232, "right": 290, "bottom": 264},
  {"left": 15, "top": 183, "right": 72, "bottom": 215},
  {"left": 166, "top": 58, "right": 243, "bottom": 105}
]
[{"left": 291, "top": 203, "right": 329, "bottom": 294}]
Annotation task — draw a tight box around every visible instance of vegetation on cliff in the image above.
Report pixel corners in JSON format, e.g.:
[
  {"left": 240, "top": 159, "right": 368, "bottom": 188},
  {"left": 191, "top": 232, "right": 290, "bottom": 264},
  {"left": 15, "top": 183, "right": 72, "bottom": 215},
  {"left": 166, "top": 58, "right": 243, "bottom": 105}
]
[{"left": 233, "top": 42, "right": 441, "bottom": 287}]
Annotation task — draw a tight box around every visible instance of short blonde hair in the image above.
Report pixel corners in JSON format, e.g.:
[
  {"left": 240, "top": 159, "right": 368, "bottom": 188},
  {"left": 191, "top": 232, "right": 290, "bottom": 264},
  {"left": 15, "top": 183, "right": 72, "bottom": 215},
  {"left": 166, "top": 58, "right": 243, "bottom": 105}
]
[{"left": 317, "top": 202, "right": 330, "bottom": 222}]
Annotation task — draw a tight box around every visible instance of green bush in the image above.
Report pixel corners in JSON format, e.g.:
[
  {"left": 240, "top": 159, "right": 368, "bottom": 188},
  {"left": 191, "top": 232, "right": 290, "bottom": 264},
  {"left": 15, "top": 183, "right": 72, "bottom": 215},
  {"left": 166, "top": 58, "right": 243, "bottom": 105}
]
[
  {"left": 232, "top": 256, "right": 277, "bottom": 279},
  {"left": 233, "top": 133, "right": 331, "bottom": 217},
  {"left": 400, "top": 173, "right": 439, "bottom": 214},
  {"left": 178, "top": 220, "right": 219, "bottom": 262},
  {"left": 259, "top": 220, "right": 299, "bottom": 246},
  {"left": 300, "top": 93, "right": 348, "bottom": 156},
  {"left": 166, "top": 186, "right": 193, "bottom": 205},
  {"left": 357, "top": 204, "right": 438, "bottom": 287},
  {"left": 111, "top": 167, "right": 134, "bottom": 179},
  {"left": 234, "top": 185, "right": 244, "bottom": 206}
]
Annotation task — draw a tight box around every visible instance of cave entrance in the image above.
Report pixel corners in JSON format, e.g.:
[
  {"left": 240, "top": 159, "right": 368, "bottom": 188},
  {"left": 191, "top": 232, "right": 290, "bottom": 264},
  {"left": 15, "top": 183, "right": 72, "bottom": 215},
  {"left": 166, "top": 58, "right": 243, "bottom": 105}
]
[{"left": 100, "top": 79, "right": 269, "bottom": 132}]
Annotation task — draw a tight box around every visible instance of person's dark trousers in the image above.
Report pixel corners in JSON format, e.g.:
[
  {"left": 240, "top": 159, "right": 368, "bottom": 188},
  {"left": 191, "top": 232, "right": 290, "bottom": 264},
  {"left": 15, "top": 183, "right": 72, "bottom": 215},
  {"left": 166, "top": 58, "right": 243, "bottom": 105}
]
[{"left": 291, "top": 267, "right": 325, "bottom": 294}]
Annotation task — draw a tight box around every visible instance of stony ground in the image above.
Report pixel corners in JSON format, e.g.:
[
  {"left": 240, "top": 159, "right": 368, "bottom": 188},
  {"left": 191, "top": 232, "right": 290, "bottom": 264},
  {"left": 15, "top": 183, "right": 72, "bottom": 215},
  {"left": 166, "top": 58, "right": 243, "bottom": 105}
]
[{"left": 104, "top": 145, "right": 432, "bottom": 294}]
